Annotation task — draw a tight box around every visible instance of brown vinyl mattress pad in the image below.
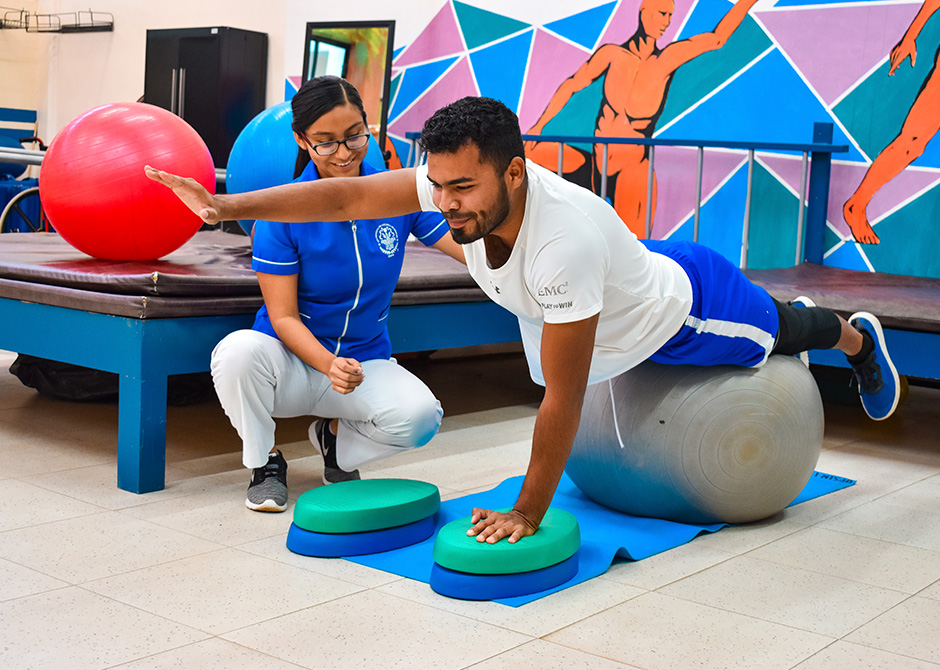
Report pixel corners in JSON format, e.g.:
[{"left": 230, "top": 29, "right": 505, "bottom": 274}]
[
  {"left": 0, "top": 231, "right": 487, "bottom": 319},
  {"left": 745, "top": 262, "right": 940, "bottom": 335}
]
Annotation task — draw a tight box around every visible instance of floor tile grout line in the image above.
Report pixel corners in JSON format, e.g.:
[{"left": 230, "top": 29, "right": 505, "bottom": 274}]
[
  {"left": 651, "top": 589, "right": 840, "bottom": 643},
  {"left": 733, "top": 549, "right": 926, "bottom": 598},
  {"left": 68, "top": 542, "right": 229, "bottom": 587},
  {"left": 226, "top": 542, "right": 395, "bottom": 592},
  {"left": 0, "top": 581, "right": 73, "bottom": 606},
  {"left": 96, "top": 636, "right": 310, "bottom": 670},
  {"left": 737, "top": 524, "right": 940, "bottom": 589},
  {"left": 0, "top": 501, "right": 109, "bottom": 535},
  {"left": 78, "top": 564, "right": 373, "bottom": 640},
  {"left": 783, "top": 638, "right": 843, "bottom": 670},
  {"left": 829, "top": 593, "right": 940, "bottom": 666},
  {"left": 364, "top": 584, "right": 545, "bottom": 639}
]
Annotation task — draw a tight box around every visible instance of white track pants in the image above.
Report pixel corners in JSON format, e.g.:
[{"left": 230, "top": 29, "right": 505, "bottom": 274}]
[{"left": 211, "top": 329, "right": 443, "bottom": 470}]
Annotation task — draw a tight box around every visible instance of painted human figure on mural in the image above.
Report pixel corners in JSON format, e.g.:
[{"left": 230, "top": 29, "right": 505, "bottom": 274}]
[
  {"left": 843, "top": 0, "right": 940, "bottom": 245},
  {"left": 524, "top": 0, "right": 759, "bottom": 237}
]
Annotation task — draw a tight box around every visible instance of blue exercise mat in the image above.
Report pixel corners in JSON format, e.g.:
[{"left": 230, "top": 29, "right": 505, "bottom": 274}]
[{"left": 347, "top": 471, "right": 855, "bottom": 606}]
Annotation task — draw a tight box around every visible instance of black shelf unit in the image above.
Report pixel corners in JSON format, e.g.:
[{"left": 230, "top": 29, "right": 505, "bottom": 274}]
[{"left": 143, "top": 26, "right": 268, "bottom": 168}]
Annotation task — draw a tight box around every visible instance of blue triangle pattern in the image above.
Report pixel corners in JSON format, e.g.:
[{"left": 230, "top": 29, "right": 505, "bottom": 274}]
[
  {"left": 284, "top": 79, "right": 297, "bottom": 104},
  {"left": 675, "top": 0, "right": 736, "bottom": 41},
  {"left": 825, "top": 241, "right": 871, "bottom": 271},
  {"left": 542, "top": 76, "right": 607, "bottom": 151},
  {"left": 658, "top": 49, "right": 864, "bottom": 162},
  {"left": 388, "top": 135, "right": 414, "bottom": 168},
  {"left": 469, "top": 30, "right": 534, "bottom": 113},
  {"left": 660, "top": 212, "right": 696, "bottom": 242},
  {"left": 454, "top": 0, "right": 531, "bottom": 50},
  {"left": 695, "top": 164, "right": 748, "bottom": 264},
  {"left": 544, "top": 1, "right": 617, "bottom": 50},
  {"left": 388, "top": 56, "right": 460, "bottom": 124}
]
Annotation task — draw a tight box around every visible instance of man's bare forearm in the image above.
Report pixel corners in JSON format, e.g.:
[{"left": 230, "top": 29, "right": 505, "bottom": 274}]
[
  {"left": 512, "top": 394, "right": 582, "bottom": 527},
  {"left": 220, "top": 169, "right": 422, "bottom": 223}
]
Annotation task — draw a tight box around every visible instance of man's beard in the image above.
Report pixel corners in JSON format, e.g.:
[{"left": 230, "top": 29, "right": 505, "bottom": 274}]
[{"left": 447, "top": 181, "right": 511, "bottom": 244}]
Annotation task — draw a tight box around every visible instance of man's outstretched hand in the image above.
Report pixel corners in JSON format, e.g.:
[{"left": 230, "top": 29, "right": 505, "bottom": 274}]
[
  {"left": 145, "top": 166, "right": 223, "bottom": 224},
  {"left": 467, "top": 508, "right": 538, "bottom": 544}
]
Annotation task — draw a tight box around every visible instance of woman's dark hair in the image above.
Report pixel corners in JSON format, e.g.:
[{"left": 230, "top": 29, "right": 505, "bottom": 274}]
[
  {"left": 419, "top": 97, "right": 525, "bottom": 174},
  {"left": 291, "top": 76, "right": 368, "bottom": 178}
]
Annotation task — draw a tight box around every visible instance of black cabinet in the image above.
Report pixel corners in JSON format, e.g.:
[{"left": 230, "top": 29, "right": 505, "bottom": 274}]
[{"left": 143, "top": 27, "right": 268, "bottom": 168}]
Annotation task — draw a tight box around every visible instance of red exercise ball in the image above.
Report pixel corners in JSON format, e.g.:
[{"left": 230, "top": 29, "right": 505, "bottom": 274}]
[{"left": 39, "top": 102, "right": 215, "bottom": 261}]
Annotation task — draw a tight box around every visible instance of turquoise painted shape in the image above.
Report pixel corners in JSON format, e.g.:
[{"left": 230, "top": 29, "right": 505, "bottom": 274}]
[
  {"left": 833, "top": 14, "right": 940, "bottom": 167},
  {"left": 859, "top": 182, "right": 940, "bottom": 278},
  {"left": 542, "top": 76, "right": 607, "bottom": 152},
  {"left": 469, "top": 30, "right": 534, "bottom": 112},
  {"left": 454, "top": 0, "right": 530, "bottom": 50},
  {"left": 544, "top": 1, "right": 617, "bottom": 50},
  {"left": 660, "top": 50, "right": 862, "bottom": 161},
  {"left": 824, "top": 240, "right": 871, "bottom": 272},
  {"left": 389, "top": 72, "right": 401, "bottom": 111},
  {"left": 695, "top": 164, "right": 748, "bottom": 264},
  {"left": 388, "top": 56, "right": 459, "bottom": 123},
  {"left": 659, "top": 15, "right": 772, "bottom": 131}
]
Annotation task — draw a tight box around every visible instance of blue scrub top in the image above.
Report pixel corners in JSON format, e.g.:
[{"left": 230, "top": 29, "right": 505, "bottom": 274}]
[{"left": 250, "top": 160, "right": 448, "bottom": 361}]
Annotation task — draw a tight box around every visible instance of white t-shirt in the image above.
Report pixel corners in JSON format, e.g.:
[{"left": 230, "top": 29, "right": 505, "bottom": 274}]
[{"left": 415, "top": 160, "right": 693, "bottom": 385}]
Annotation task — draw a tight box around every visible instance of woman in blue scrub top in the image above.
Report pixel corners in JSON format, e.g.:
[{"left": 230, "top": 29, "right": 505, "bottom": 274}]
[{"left": 211, "top": 76, "right": 464, "bottom": 512}]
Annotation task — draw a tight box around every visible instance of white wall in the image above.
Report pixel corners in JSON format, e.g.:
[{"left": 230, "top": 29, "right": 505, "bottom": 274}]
[
  {"left": 16, "top": 1, "right": 602, "bottom": 146},
  {"left": 36, "top": 0, "right": 287, "bottom": 140},
  {"left": 0, "top": 1, "right": 48, "bottom": 116},
  {"left": 283, "top": 0, "right": 606, "bottom": 79}
]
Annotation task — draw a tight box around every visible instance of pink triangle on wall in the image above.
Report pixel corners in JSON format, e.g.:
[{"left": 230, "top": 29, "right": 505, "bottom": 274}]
[
  {"left": 394, "top": 2, "right": 465, "bottom": 68},
  {"left": 762, "top": 155, "right": 940, "bottom": 238},
  {"left": 517, "top": 29, "right": 593, "bottom": 131},
  {"left": 827, "top": 162, "right": 940, "bottom": 236},
  {"left": 755, "top": 4, "right": 920, "bottom": 105},
  {"left": 387, "top": 57, "right": 479, "bottom": 136},
  {"left": 758, "top": 153, "right": 810, "bottom": 200},
  {"left": 652, "top": 146, "right": 747, "bottom": 238}
]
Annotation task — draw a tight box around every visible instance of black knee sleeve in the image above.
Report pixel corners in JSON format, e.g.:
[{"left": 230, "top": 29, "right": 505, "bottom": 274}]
[{"left": 771, "top": 298, "right": 843, "bottom": 355}]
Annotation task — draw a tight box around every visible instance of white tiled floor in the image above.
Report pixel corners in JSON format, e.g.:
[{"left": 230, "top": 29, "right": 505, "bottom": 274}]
[{"left": 1, "top": 347, "right": 939, "bottom": 670}]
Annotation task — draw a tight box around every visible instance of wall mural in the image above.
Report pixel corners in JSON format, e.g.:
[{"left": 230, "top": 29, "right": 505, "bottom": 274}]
[
  {"left": 290, "top": 0, "right": 940, "bottom": 279},
  {"left": 525, "top": 0, "right": 758, "bottom": 238}
]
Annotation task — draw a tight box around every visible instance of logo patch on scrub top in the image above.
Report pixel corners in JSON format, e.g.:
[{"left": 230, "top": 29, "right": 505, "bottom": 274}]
[{"left": 375, "top": 223, "right": 399, "bottom": 257}]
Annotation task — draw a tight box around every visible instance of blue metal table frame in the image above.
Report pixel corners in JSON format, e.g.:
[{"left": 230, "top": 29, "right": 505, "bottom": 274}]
[{"left": 0, "top": 295, "right": 520, "bottom": 494}]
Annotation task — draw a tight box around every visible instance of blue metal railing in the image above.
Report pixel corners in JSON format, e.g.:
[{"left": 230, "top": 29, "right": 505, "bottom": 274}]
[{"left": 405, "top": 124, "right": 848, "bottom": 269}]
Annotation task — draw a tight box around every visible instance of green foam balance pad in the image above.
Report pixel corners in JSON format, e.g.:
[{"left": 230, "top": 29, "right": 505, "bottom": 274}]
[
  {"left": 432, "top": 507, "right": 580, "bottom": 575},
  {"left": 293, "top": 478, "right": 440, "bottom": 534}
]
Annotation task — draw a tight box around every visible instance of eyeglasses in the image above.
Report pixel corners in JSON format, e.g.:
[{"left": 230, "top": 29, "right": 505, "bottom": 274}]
[{"left": 304, "top": 132, "right": 370, "bottom": 156}]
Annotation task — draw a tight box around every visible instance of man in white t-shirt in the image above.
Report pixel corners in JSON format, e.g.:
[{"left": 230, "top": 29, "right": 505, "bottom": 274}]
[{"left": 146, "top": 96, "right": 899, "bottom": 545}]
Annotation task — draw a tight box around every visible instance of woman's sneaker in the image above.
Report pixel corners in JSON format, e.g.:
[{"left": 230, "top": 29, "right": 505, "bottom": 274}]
[
  {"left": 310, "top": 419, "right": 361, "bottom": 485},
  {"left": 848, "top": 312, "right": 900, "bottom": 421},
  {"left": 246, "top": 450, "right": 288, "bottom": 512}
]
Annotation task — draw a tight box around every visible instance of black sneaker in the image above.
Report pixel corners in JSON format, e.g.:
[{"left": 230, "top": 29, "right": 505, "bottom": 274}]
[
  {"left": 245, "top": 450, "right": 288, "bottom": 512},
  {"left": 310, "top": 419, "right": 361, "bottom": 485},
  {"left": 848, "top": 312, "right": 900, "bottom": 421}
]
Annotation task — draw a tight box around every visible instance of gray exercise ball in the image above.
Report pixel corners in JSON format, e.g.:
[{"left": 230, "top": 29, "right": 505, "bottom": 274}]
[{"left": 566, "top": 355, "right": 823, "bottom": 524}]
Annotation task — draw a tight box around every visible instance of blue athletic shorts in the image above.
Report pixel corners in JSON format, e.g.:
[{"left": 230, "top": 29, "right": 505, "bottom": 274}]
[{"left": 643, "top": 240, "right": 778, "bottom": 368}]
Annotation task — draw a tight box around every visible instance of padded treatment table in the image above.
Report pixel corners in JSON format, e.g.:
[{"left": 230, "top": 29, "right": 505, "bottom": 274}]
[
  {"left": 745, "top": 262, "right": 940, "bottom": 379},
  {"left": 0, "top": 231, "right": 520, "bottom": 493}
]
